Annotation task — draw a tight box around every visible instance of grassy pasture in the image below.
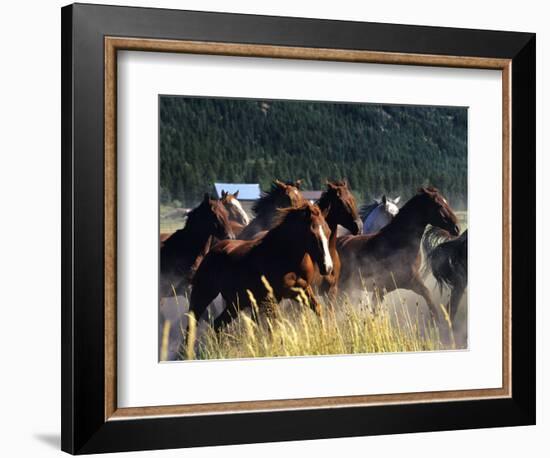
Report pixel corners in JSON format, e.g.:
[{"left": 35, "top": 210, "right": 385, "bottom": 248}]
[
  {"left": 185, "top": 299, "right": 456, "bottom": 361},
  {"left": 159, "top": 278, "right": 464, "bottom": 362}
]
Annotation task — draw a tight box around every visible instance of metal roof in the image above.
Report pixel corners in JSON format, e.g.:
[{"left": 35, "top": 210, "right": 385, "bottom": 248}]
[
  {"left": 301, "top": 191, "right": 323, "bottom": 201},
  {"left": 214, "top": 183, "right": 261, "bottom": 200}
]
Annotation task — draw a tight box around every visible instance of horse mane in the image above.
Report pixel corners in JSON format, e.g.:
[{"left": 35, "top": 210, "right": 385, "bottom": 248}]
[
  {"left": 252, "top": 182, "right": 290, "bottom": 215},
  {"left": 183, "top": 196, "right": 226, "bottom": 230},
  {"left": 271, "top": 203, "right": 319, "bottom": 229},
  {"left": 394, "top": 187, "right": 451, "bottom": 220},
  {"left": 316, "top": 180, "right": 356, "bottom": 211},
  {"left": 184, "top": 199, "right": 207, "bottom": 227},
  {"left": 316, "top": 182, "right": 338, "bottom": 209}
]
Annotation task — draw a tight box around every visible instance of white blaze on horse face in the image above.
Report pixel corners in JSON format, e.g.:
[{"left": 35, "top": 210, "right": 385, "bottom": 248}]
[
  {"left": 386, "top": 200, "right": 399, "bottom": 217},
  {"left": 318, "top": 224, "right": 333, "bottom": 274},
  {"left": 230, "top": 198, "right": 250, "bottom": 225}
]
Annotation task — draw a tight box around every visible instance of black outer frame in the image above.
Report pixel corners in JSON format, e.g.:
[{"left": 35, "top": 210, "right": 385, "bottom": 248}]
[{"left": 61, "top": 3, "right": 536, "bottom": 454}]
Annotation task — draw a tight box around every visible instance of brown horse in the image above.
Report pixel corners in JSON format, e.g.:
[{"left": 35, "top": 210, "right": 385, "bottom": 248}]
[
  {"left": 337, "top": 187, "right": 460, "bottom": 321},
  {"left": 160, "top": 194, "right": 235, "bottom": 297},
  {"left": 311, "top": 180, "right": 363, "bottom": 297},
  {"left": 187, "top": 203, "right": 333, "bottom": 334},
  {"left": 220, "top": 189, "right": 250, "bottom": 237},
  {"left": 238, "top": 179, "right": 305, "bottom": 240}
]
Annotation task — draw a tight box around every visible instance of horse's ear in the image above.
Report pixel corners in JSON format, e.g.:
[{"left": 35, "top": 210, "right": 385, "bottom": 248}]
[
  {"left": 273, "top": 179, "right": 285, "bottom": 188},
  {"left": 394, "top": 196, "right": 401, "bottom": 204},
  {"left": 382, "top": 195, "right": 387, "bottom": 205},
  {"left": 326, "top": 180, "right": 336, "bottom": 190},
  {"left": 233, "top": 190, "right": 239, "bottom": 199},
  {"left": 221, "top": 190, "right": 227, "bottom": 198},
  {"left": 295, "top": 179, "right": 303, "bottom": 189},
  {"left": 419, "top": 186, "right": 437, "bottom": 197}
]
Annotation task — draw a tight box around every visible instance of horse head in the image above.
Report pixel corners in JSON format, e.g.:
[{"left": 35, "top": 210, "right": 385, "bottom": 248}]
[
  {"left": 417, "top": 187, "right": 460, "bottom": 236},
  {"left": 321, "top": 180, "right": 363, "bottom": 234},
  {"left": 382, "top": 194, "right": 400, "bottom": 217},
  {"left": 197, "top": 193, "right": 235, "bottom": 240},
  {"left": 277, "top": 203, "right": 333, "bottom": 276},
  {"left": 220, "top": 189, "right": 250, "bottom": 226},
  {"left": 272, "top": 179, "right": 305, "bottom": 208},
  {"left": 361, "top": 194, "right": 400, "bottom": 234}
]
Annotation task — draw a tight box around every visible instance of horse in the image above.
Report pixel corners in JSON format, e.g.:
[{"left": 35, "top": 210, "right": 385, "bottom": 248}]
[
  {"left": 312, "top": 180, "right": 363, "bottom": 297},
  {"left": 220, "top": 189, "right": 250, "bottom": 237},
  {"left": 337, "top": 187, "right": 460, "bottom": 321},
  {"left": 238, "top": 179, "right": 305, "bottom": 240},
  {"left": 187, "top": 203, "right": 333, "bottom": 336},
  {"left": 160, "top": 194, "right": 235, "bottom": 297},
  {"left": 423, "top": 228, "right": 468, "bottom": 322},
  {"left": 360, "top": 195, "right": 400, "bottom": 234}
]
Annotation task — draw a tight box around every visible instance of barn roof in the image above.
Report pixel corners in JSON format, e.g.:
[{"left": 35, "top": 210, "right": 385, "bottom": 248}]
[
  {"left": 301, "top": 190, "right": 323, "bottom": 201},
  {"left": 214, "top": 183, "right": 261, "bottom": 200}
]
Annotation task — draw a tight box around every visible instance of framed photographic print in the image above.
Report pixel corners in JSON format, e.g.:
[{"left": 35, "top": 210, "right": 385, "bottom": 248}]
[{"left": 61, "top": 3, "right": 536, "bottom": 454}]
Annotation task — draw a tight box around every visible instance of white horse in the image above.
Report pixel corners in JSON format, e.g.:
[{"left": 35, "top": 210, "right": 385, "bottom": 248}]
[{"left": 360, "top": 195, "right": 400, "bottom": 234}]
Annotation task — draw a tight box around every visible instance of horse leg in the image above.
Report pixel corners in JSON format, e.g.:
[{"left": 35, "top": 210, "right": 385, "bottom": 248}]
[
  {"left": 409, "top": 275, "right": 440, "bottom": 323},
  {"left": 187, "top": 283, "right": 219, "bottom": 333},
  {"left": 302, "top": 285, "right": 323, "bottom": 318},
  {"left": 213, "top": 303, "right": 239, "bottom": 333},
  {"left": 319, "top": 276, "right": 337, "bottom": 302},
  {"left": 173, "top": 277, "right": 191, "bottom": 297},
  {"left": 326, "top": 283, "right": 338, "bottom": 304}
]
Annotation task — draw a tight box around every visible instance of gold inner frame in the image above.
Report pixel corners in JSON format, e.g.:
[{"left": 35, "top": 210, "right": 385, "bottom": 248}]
[{"left": 104, "top": 37, "right": 512, "bottom": 421}]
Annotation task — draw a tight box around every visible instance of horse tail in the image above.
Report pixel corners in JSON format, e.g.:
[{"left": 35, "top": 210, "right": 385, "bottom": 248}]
[
  {"left": 423, "top": 228, "right": 467, "bottom": 294},
  {"left": 422, "top": 226, "right": 448, "bottom": 259}
]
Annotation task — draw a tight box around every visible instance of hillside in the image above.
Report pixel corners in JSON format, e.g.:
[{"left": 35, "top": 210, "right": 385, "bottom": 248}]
[{"left": 160, "top": 96, "right": 467, "bottom": 208}]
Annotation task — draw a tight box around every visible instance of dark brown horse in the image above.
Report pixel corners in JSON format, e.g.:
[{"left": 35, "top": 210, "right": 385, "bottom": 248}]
[
  {"left": 160, "top": 194, "right": 235, "bottom": 297},
  {"left": 337, "top": 187, "right": 460, "bottom": 321},
  {"left": 311, "top": 180, "right": 363, "bottom": 297},
  {"left": 220, "top": 189, "right": 250, "bottom": 237},
  {"left": 238, "top": 180, "right": 305, "bottom": 240},
  {"left": 423, "top": 228, "right": 468, "bottom": 322},
  {"left": 187, "top": 203, "right": 333, "bottom": 334}
]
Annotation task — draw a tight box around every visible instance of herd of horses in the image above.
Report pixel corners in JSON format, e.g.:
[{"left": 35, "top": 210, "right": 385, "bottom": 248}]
[{"left": 160, "top": 179, "right": 468, "bottom": 339}]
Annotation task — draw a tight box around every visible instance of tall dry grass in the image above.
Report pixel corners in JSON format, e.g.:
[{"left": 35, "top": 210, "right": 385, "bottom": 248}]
[{"left": 179, "top": 282, "right": 457, "bottom": 361}]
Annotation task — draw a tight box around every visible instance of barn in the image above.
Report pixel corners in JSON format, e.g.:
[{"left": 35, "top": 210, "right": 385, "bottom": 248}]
[{"left": 301, "top": 190, "right": 323, "bottom": 203}]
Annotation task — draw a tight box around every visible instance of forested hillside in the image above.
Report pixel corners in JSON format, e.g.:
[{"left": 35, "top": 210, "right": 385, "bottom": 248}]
[{"left": 160, "top": 96, "right": 467, "bottom": 209}]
